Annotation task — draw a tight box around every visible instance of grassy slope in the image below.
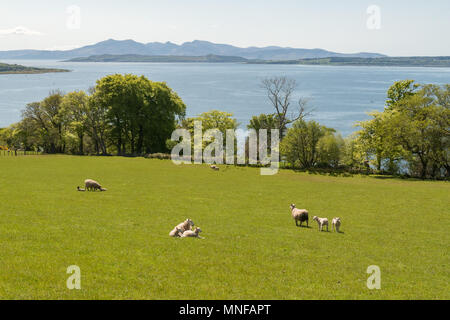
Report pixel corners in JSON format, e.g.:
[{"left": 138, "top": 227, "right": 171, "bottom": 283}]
[{"left": 0, "top": 155, "right": 448, "bottom": 300}]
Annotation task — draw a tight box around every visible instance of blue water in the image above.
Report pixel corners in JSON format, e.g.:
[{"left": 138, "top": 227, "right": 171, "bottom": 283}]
[{"left": 1, "top": 60, "right": 449, "bottom": 136}]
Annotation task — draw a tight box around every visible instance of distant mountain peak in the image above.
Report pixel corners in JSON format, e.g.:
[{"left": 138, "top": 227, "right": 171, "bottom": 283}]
[{"left": 0, "top": 39, "right": 387, "bottom": 60}]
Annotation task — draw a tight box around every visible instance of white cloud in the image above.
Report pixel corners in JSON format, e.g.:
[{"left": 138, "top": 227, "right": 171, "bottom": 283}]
[{"left": 0, "top": 26, "right": 44, "bottom": 36}]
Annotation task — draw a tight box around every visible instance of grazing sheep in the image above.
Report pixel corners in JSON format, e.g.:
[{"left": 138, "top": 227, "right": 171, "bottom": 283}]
[
  {"left": 169, "top": 227, "right": 183, "bottom": 238},
  {"left": 77, "top": 186, "right": 86, "bottom": 192},
  {"left": 290, "top": 204, "right": 309, "bottom": 227},
  {"left": 313, "top": 216, "right": 329, "bottom": 232},
  {"left": 176, "top": 219, "right": 195, "bottom": 233},
  {"left": 181, "top": 227, "right": 203, "bottom": 238},
  {"left": 84, "top": 179, "right": 107, "bottom": 192},
  {"left": 332, "top": 218, "right": 341, "bottom": 233}
]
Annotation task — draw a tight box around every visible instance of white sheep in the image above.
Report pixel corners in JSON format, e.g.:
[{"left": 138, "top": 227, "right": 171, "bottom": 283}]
[
  {"left": 181, "top": 227, "right": 203, "bottom": 238},
  {"left": 290, "top": 204, "right": 309, "bottom": 227},
  {"left": 176, "top": 219, "right": 195, "bottom": 233},
  {"left": 332, "top": 218, "right": 341, "bottom": 233},
  {"left": 313, "top": 216, "right": 329, "bottom": 232},
  {"left": 210, "top": 165, "right": 220, "bottom": 171},
  {"left": 84, "top": 179, "right": 107, "bottom": 192},
  {"left": 169, "top": 227, "right": 183, "bottom": 238}
]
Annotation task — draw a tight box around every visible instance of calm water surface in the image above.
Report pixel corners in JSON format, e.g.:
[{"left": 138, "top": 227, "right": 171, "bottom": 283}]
[{"left": 1, "top": 60, "right": 449, "bottom": 136}]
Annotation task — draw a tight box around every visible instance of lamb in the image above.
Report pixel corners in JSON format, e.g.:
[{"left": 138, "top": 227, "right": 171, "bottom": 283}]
[
  {"left": 313, "top": 216, "right": 329, "bottom": 232},
  {"left": 181, "top": 227, "right": 203, "bottom": 238},
  {"left": 290, "top": 204, "right": 309, "bottom": 227},
  {"left": 210, "top": 165, "right": 220, "bottom": 171},
  {"left": 84, "top": 179, "right": 107, "bottom": 192},
  {"left": 332, "top": 217, "right": 341, "bottom": 233},
  {"left": 77, "top": 186, "right": 86, "bottom": 192},
  {"left": 169, "top": 227, "right": 183, "bottom": 238},
  {"left": 176, "top": 219, "right": 195, "bottom": 233}
]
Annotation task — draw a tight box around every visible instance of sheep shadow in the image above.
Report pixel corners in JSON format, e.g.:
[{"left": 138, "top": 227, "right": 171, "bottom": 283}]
[{"left": 295, "top": 224, "right": 312, "bottom": 229}]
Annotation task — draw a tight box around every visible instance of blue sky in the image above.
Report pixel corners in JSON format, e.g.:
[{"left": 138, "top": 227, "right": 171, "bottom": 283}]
[{"left": 0, "top": 0, "right": 449, "bottom": 56}]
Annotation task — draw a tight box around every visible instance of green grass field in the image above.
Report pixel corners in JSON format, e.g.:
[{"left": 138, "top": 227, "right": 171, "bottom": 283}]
[{"left": 0, "top": 155, "right": 448, "bottom": 300}]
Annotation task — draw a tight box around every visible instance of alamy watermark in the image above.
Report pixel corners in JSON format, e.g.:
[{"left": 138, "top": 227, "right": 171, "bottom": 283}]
[
  {"left": 67, "top": 265, "right": 81, "bottom": 290},
  {"left": 367, "top": 5, "right": 381, "bottom": 30},
  {"left": 367, "top": 265, "right": 381, "bottom": 290},
  {"left": 170, "top": 121, "right": 280, "bottom": 175},
  {"left": 66, "top": 5, "right": 81, "bottom": 30}
]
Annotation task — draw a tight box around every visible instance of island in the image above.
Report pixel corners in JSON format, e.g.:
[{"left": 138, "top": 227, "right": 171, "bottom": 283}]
[
  {"left": 0, "top": 62, "right": 70, "bottom": 74},
  {"left": 64, "top": 54, "right": 450, "bottom": 67}
]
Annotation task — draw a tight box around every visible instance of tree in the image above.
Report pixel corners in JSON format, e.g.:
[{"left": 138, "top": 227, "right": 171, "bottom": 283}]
[
  {"left": 180, "top": 110, "right": 238, "bottom": 160},
  {"left": 317, "top": 134, "right": 344, "bottom": 168},
  {"left": 93, "top": 74, "right": 186, "bottom": 155},
  {"left": 280, "top": 120, "right": 332, "bottom": 168},
  {"left": 386, "top": 80, "right": 419, "bottom": 110},
  {"left": 61, "top": 91, "right": 89, "bottom": 155},
  {"left": 261, "top": 76, "right": 310, "bottom": 139},
  {"left": 389, "top": 88, "right": 448, "bottom": 178},
  {"left": 39, "top": 91, "right": 66, "bottom": 153},
  {"left": 21, "top": 93, "right": 67, "bottom": 154},
  {"left": 356, "top": 81, "right": 449, "bottom": 178}
]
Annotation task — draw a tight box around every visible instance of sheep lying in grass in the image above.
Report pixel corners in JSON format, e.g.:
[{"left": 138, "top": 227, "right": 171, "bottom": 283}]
[
  {"left": 290, "top": 204, "right": 309, "bottom": 227},
  {"left": 176, "top": 219, "right": 195, "bottom": 233},
  {"left": 313, "top": 216, "right": 329, "bottom": 232},
  {"left": 84, "top": 179, "right": 107, "bottom": 192},
  {"left": 169, "top": 227, "right": 183, "bottom": 238},
  {"left": 332, "top": 218, "right": 341, "bottom": 233},
  {"left": 181, "top": 227, "right": 203, "bottom": 239},
  {"left": 77, "top": 186, "right": 86, "bottom": 192},
  {"left": 210, "top": 165, "right": 220, "bottom": 171}
]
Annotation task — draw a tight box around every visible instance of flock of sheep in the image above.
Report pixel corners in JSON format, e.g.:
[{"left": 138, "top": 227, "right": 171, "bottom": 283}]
[
  {"left": 290, "top": 204, "right": 342, "bottom": 233},
  {"left": 76, "top": 177, "right": 342, "bottom": 240},
  {"left": 169, "top": 219, "right": 203, "bottom": 238}
]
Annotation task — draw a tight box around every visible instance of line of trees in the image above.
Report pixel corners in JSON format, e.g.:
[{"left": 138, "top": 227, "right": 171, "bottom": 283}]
[
  {"left": 0, "top": 74, "right": 186, "bottom": 156},
  {"left": 0, "top": 75, "right": 448, "bottom": 179},
  {"left": 250, "top": 78, "right": 449, "bottom": 179}
]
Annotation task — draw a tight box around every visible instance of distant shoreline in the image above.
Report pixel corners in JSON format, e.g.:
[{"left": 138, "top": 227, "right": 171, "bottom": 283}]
[
  {"left": 63, "top": 54, "right": 450, "bottom": 68},
  {"left": 0, "top": 62, "right": 70, "bottom": 75}
]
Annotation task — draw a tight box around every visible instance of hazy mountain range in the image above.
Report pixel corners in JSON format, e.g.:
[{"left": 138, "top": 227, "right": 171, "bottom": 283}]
[{"left": 0, "top": 39, "right": 386, "bottom": 60}]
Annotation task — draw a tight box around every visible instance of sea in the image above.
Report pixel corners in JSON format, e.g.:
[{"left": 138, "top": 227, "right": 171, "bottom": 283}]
[{"left": 1, "top": 60, "right": 449, "bottom": 137}]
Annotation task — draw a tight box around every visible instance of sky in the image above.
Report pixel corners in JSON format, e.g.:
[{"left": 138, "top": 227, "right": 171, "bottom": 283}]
[{"left": 0, "top": 0, "right": 449, "bottom": 56}]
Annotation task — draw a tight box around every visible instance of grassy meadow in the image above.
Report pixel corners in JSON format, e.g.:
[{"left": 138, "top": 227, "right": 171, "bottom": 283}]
[{"left": 0, "top": 155, "right": 448, "bottom": 300}]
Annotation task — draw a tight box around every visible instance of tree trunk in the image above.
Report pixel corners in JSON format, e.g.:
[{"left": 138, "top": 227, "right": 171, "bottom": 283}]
[{"left": 78, "top": 134, "right": 84, "bottom": 155}]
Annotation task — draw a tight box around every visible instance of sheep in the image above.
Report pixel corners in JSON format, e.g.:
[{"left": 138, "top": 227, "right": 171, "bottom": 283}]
[
  {"left": 332, "top": 217, "right": 341, "bottom": 233},
  {"left": 290, "top": 204, "right": 309, "bottom": 227},
  {"left": 181, "top": 227, "right": 203, "bottom": 239},
  {"left": 77, "top": 186, "right": 86, "bottom": 192},
  {"left": 210, "top": 165, "right": 220, "bottom": 171},
  {"left": 169, "top": 227, "right": 183, "bottom": 238},
  {"left": 313, "top": 216, "right": 329, "bottom": 232},
  {"left": 84, "top": 179, "right": 107, "bottom": 192},
  {"left": 176, "top": 219, "right": 195, "bottom": 233}
]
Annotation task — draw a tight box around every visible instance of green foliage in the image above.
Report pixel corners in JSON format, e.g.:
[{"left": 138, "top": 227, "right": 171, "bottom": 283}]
[
  {"left": 180, "top": 110, "right": 238, "bottom": 153},
  {"left": 317, "top": 134, "right": 344, "bottom": 168},
  {"left": 281, "top": 120, "right": 336, "bottom": 168},
  {"left": 357, "top": 82, "right": 449, "bottom": 178},
  {"left": 386, "top": 80, "right": 419, "bottom": 110},
  {"left": 247, "top": 113, "right": 280, "bottom": 131},
  {"left": 182, "top": 110, "right": 238, "bottom": 134},
  {"left": 12, "top": 74, "right": 186, "bottom": 156},
  {"left": 93, "top": 74, "right": 186, "bottom": 155}
]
